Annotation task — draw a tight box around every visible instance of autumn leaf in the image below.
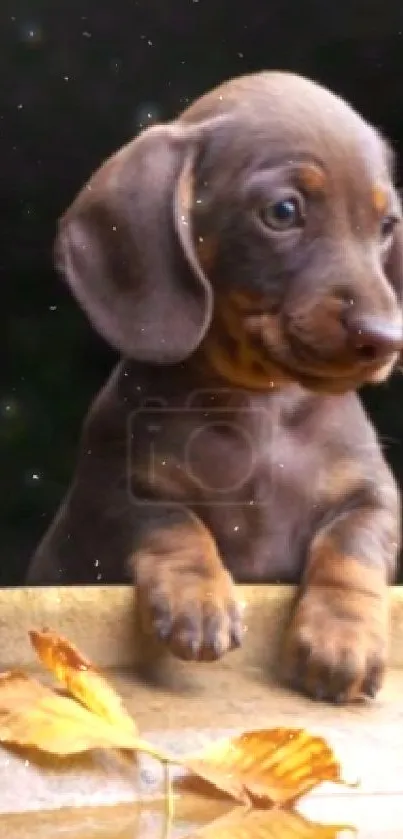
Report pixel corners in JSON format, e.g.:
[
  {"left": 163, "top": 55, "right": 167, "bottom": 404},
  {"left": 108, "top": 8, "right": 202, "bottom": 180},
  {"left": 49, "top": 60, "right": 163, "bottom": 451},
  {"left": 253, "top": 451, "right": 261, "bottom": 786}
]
[
  {"left": 182, "top": 806, "right": 356, "bottom": 838},
  {"left": 179, "top": 728, "right": 357, "bottom": 808},
  {"left": 0, "top": 670, "right": 167, "bottom": 761},
  {"left": 0, "top": 630, "right": 357, "bottom": 826},
  {"left": 29, "top": 629, "right": 136, "bottom": 735}
]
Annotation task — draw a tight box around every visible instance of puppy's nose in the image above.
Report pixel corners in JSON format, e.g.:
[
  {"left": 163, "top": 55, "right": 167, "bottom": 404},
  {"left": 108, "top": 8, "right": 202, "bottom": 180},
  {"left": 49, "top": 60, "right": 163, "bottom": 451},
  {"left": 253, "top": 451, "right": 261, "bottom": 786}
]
[{"left": 343, "top": 314, "right": 403, "bottom": 362}]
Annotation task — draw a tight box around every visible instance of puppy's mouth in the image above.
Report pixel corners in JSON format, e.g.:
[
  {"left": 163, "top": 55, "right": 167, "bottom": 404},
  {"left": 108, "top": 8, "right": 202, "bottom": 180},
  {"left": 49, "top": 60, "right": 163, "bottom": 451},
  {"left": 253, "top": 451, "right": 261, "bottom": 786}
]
[
  {"left": 256, "top": 330, "right": 398, "bottom": 393},
  {"left": 200, "top": 328, "right": 393, "bottom": 395},
  {"left": 201, "top": 298, "right": 399, "bottom": 394}
]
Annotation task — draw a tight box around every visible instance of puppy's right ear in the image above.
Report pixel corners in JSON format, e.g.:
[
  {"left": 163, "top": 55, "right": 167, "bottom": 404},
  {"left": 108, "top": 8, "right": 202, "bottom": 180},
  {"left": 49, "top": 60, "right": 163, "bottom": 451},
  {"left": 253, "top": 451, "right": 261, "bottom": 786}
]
[{"left": 54, "top": 122, "right": 214, "bottom": 363}]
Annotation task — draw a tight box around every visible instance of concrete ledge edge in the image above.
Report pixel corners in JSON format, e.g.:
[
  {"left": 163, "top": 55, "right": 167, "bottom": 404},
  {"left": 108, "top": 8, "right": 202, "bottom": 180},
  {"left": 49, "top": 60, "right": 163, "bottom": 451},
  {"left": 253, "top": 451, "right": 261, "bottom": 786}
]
[{"left": 0, "top": 585, "right": 402, "bottom": 670}]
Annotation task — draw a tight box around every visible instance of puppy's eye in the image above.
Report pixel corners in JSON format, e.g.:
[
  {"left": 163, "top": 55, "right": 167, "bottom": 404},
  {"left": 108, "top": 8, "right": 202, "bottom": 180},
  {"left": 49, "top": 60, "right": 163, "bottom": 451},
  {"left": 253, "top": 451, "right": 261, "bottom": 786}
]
[
  {"left": 260, "top": 196, "right": 303, "bottom": 230},
  {"left": 380, "top": 214, "right": 398, "bottom": 239}
]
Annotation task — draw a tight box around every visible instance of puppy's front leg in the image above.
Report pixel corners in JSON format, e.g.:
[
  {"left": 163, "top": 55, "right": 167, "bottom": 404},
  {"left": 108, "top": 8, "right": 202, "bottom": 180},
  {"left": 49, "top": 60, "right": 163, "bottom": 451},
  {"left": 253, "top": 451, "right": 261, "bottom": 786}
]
[
  {"left": 281, "top": 485, "right": 399, "bottom": 703},
  {"left": 132, "top": 511, "right": 243, "bottom": 662}
]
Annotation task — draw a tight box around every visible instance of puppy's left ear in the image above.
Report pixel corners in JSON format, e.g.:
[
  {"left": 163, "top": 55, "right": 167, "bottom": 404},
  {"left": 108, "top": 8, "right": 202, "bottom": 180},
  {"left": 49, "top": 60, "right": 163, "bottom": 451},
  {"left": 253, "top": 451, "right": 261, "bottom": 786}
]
[{"left": 54, "top": 121, "right": 217, "bottom": 364}]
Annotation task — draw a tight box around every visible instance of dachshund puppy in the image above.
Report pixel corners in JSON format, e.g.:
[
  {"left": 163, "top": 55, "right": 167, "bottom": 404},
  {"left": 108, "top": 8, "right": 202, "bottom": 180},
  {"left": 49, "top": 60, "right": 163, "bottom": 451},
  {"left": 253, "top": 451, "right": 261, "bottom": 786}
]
[{"left": 27, "top": 71, "right": 403, "bottom": 704}]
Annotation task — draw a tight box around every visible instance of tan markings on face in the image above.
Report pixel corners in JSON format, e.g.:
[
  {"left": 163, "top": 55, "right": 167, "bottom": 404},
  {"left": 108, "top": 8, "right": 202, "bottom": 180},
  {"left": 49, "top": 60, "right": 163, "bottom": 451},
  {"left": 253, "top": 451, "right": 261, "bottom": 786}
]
[
  {"left": 371, "top": 184, "right": 388, "bottom": 216},
  {"left": 199, "top": 293, "right": 290, "bottom": 390},
  {"left": 297, "top": 164, "right": 327, "bottom": 195}
]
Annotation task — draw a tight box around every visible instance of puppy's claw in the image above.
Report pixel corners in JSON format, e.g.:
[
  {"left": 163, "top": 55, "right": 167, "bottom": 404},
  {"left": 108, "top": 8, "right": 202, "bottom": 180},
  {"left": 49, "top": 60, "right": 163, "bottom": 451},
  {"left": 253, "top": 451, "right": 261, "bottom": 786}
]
[
  {"left": 210, "top": 633, "right": 230, "bottom": 660},
  {"left": 140, "top": 573, "right": 241, "bottom": 663},
  {"left": 363, "top": 684, "right": 377, "bottom": 699},
  {"left": 230, "top": 623, "right": 243, "bottom": 649},
  {"left": 362, "top": 664, "right": 383, "bottom": 699},
  {"left": 312, "top": 685, "right": 326, "bottom": 702},
  {"left": 333, "top": 690, "right": 348, "bottom": 705},
  {"left": 174, "top": 634, "right": 201, "bottom": 661},
  {"left": 154, "top": 619, "right": 172, "bottom": 641},
  {"left": 281, "top": 587, "right": 386, "bottom": 704}
]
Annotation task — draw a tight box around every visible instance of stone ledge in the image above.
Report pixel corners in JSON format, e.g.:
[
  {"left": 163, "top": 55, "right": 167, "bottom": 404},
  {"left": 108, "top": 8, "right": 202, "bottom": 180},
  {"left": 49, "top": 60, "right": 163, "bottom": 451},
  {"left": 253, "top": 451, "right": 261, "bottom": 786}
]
[
  {"left": 1, "top": 585, "right": 403, "bottom": 821},
  {"left": 0, "top": 585, "right": 402, "bottom": 672}
]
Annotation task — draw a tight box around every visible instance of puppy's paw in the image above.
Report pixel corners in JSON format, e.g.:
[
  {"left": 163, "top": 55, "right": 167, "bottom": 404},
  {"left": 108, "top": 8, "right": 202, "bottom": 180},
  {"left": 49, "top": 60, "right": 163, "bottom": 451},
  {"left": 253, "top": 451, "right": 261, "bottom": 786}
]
[
  {"left": 281, "top": 585, "right": 387, "bottom": 704},
  {"left": 139, "top": 566, "right": 242, "bottom": 661},
  {"left": 133, "top": 522, "right": 243, "bottom": 662}
]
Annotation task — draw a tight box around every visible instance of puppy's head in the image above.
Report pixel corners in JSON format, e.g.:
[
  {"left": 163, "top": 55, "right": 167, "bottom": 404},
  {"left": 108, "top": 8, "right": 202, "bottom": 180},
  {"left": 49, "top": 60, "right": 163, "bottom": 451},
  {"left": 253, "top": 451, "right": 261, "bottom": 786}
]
[{"left": 56, "top": 71, "right": 403, "bottom": 393}]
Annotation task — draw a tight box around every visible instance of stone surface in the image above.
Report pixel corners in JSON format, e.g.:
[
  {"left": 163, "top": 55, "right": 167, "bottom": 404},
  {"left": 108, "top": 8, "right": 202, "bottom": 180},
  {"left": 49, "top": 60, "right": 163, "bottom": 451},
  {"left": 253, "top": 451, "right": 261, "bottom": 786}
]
[
  {"left": 3, "top": 795, "right": 403, "bottom": 839},
  {"left": 0, "top": 585, "right": 402, "bottom": 836},
  {"left": 0, "top": 584, "right": 403, "bottom": 671}
]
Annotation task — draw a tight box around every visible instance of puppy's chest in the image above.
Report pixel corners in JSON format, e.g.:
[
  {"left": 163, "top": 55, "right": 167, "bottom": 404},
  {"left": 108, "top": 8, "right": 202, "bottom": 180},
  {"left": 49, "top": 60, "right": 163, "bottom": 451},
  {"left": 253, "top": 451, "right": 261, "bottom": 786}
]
[
  {"left": 130, "top": 395, "right": 317, "bottom": 497},
  {"left": 201, "top": 417, "right": 326, "bottom": 580},
  {"left": 130, "top": 393, "right": 327, "bottom": 579}
]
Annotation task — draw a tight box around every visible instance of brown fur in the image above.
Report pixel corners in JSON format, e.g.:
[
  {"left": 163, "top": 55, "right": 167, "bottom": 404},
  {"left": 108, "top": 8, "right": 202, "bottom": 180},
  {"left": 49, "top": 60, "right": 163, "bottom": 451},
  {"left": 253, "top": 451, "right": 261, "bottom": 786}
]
[{"left": 27, "top": 71, "right": 403, "bottom": 703}]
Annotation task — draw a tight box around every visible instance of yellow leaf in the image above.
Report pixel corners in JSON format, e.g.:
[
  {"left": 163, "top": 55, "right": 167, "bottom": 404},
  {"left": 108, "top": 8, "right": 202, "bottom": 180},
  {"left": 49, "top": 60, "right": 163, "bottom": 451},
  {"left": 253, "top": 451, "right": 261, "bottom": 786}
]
[
  {"left": 180, "top": 729, "right": 356, "bottom": 807},
  {"left": 29, "top": 629, "right": 136, "bottom": 734},
  {"left": 0, "top": 670, "right": 54, "bottom": 711},
  {"left": 2, "top": 632, "right": 358, "bottom": 822},
  {"left": 182, "top": 807, "right": 355, "bottom": 839},
  {"left": 0, "top": 671, "right": 166, "bottom": 761}
]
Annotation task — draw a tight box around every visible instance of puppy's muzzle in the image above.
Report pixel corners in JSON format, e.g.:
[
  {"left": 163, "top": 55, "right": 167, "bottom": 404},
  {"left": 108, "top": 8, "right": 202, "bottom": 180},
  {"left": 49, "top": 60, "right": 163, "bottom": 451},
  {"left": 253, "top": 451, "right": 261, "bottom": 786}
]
[{"left": 342, "top": 312, "right": 403, "bottom": 364}]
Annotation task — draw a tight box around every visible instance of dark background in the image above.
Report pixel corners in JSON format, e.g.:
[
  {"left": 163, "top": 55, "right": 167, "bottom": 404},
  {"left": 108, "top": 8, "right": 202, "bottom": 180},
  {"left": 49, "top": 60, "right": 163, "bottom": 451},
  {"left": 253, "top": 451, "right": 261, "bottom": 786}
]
[{"left": 2, "top": 0, "right": 403, "bottom": 586}]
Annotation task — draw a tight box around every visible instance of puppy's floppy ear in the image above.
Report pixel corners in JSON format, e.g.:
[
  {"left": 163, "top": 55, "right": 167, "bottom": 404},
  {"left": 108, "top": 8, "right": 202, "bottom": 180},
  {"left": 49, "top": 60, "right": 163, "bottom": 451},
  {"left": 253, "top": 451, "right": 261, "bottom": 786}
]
[{"left": 54, "top": 123, "right": 213, "bottom": 363}]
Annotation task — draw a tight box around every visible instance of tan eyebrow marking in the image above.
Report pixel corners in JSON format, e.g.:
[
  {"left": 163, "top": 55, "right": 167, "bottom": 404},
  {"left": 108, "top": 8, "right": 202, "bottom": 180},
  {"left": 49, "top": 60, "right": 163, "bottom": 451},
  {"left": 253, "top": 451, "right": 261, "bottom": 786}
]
[
  {"left": 297, "top": 164, "right": 327, "bottom": 194},
  {"left": 372, "top": 184, "right": 388, "bottom": 216}
]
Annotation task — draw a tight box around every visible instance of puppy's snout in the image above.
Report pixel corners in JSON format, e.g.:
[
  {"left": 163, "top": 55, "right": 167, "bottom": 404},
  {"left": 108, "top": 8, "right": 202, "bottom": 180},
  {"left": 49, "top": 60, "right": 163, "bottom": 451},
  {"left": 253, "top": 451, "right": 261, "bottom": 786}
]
[{"left": 342, "top": 313, "right": 403, "bottom": 363}]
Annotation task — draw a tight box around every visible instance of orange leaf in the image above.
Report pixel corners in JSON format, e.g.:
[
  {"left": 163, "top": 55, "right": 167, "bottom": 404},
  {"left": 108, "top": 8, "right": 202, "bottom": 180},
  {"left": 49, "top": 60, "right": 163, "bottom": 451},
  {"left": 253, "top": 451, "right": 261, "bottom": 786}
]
[
  {"left": 29, "top": 629, "right": 136, "bottom": 735},
  {"left": 0, "top": 670, "right": 166, "bottom": 760},
  {"left": 180, "top": 728, "right": 356, "bottom": 807},
  {"left": 182, "top": 806, "right": 356, "bottom": 839}
]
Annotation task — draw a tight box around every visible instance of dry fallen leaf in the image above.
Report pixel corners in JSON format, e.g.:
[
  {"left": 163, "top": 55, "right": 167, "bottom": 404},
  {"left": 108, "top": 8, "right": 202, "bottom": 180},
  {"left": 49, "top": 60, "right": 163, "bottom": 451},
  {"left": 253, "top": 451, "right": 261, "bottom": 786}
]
[
  {"left": 0, "top": 670, "right": 166, "bottom": 761},
  {"left": 0, "top": 670, "right": 55, "bottom": 713},
  {"left": 180, "top": 728, "right": 355, "bottom": 807},
  {"left": 182, "top": 806, "right": 355, "bottom": 839},
  {"left": 29, "top": 629, "right": 136, "bottom": 734},
  {"left": 0, "top": 629, "right": 357, "bottom": 832}
]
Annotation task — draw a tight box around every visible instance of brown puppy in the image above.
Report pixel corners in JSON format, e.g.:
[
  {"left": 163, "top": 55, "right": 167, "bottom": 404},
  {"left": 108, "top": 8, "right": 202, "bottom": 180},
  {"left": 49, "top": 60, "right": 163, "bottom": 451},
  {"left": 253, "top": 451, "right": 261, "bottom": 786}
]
[{"left": 27, "top": 71, "right": 403, "bottom": 704}]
